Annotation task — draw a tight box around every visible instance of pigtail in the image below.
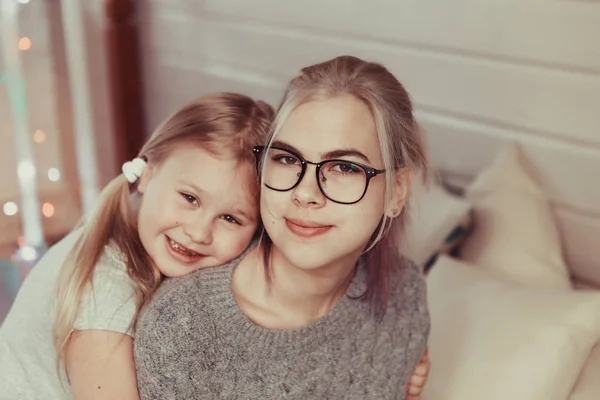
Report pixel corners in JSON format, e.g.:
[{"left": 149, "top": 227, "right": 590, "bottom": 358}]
[{"left": 52, "top": 174, "right": 161, "bottom": 378}]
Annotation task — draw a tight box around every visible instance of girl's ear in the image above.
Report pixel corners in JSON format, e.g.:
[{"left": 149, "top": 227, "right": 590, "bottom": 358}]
[
  {"left": 386, "top": 168, "right": 414, "bottom": 218},
  {"left": 136, "top": 165, "right": 154, "bottom": 194}
]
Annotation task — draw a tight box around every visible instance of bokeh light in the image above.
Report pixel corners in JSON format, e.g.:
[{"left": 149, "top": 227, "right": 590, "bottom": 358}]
[
  {"left": 19, "top": 246, "right": 37, "bottom": 261},
  {"left": 3, "top": 202, "right": 19, "bottom": 216},
  {"left": 48, "top": 168, "right": 60, "bottom": 182},
  {"left": 34, "top": 129, "right": 46, "bottom": 143},
  {"left": 18, "top": 37, "right": 32, "bottom": 51},
  {"left": 17, "top": 161, "right": 35, "bottom": 181},
  {"left": 42, "top": 202, "right": 55, "bottom": 218}
]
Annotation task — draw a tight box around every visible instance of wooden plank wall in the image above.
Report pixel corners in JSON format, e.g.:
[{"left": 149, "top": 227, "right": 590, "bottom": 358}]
[{"left": 137, "top": 0, "right": 600, "bottom": 283}]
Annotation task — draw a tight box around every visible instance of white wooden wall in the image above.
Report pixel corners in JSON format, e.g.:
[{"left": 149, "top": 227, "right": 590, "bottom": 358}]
[{"left": 138, "top": 0, "right": 600, "bottom": 282}]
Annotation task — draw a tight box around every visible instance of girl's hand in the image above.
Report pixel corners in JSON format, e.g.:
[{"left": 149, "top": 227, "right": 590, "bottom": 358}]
[{"left": 407, "top": 348, "right": 430, "bottom": 400}]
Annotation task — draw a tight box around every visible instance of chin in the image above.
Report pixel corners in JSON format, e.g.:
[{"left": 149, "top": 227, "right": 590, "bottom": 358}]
[
  {"left": 156, "top": 265, "right": 186, "bottom": 278},
  {"left": 277, "top": 236, "right": 369, "bottom": 271},
  {"left": 274, "top": 244, "right": 332, "bottom": 271},
  {"left": 155, "top": 257, "right": 202, "bottom": 278}
]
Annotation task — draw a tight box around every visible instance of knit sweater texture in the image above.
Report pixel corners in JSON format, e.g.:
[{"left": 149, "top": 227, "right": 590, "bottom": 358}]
[{"left": 134, "top": 254, "right": 429, "bottom": 400}]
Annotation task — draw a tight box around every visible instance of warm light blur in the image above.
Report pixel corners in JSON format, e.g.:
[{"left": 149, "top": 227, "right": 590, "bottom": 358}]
[
  {"left": 42, "top": 202, "right": 55, "bottom": 218},
  {"left": 33, "top": 130, "right": 46, "bottom": 143},
  {"left": 18, "top": 37, "right": 32, "bottom": 51}
]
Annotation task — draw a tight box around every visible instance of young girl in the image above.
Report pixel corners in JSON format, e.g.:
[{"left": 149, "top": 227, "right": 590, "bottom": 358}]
[
  {"left": 0, "top": 93, "right": 274, "bottom": 399},
  {"left": 135, "top": 55, "right": 430, "bottom": 399}
]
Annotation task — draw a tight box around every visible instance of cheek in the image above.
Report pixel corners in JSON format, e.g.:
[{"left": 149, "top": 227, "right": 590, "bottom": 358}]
[
  {"left": 214, "top": 227, "right": 257, "bottom": 259},
  {"left": 338, "top": 198, "right": 385, "bottom": 235},
  {"left": 136, "top": 196, "right": 153, "bottom": 232},
  {"left": 349, "top": 208, "right": 382, "bottom": 232},
  {"left": 138, "top": 189, "right": 183, "bottom": 232},
  {"left": 260, "top": 190, "right": 288, "bottom": 221},
  {"left": 366, "top": 178, "right": 387, "bottom": 204}
]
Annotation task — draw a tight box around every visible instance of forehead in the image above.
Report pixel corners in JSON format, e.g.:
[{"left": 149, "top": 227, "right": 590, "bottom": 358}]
[
  {"left": 160, "top": 146, "right": 258, "bottom": 211},
  {"left": 277, "top": 95, "right": 382, "bottom": 163}
]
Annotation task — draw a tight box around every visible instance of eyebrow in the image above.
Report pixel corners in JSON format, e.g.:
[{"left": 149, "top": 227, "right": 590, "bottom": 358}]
[
  {"left": 271, "top": 140, "right": 372, "bottom": 164},
  {"left": 177, "top": 179, "right": 256, "bottom": 223}
]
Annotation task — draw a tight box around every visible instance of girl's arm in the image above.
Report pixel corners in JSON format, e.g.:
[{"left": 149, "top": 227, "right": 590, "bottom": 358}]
[{"left": 66, "top": 330, "right": 140, "bottom": 400}]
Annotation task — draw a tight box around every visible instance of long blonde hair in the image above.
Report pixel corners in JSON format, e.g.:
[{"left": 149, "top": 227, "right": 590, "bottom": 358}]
[
  {"left": 53, "top": 93, "right": 273, "bottom": 369},
  {"left": 260, "top": 56, "right": 427, "bottom": 317}
]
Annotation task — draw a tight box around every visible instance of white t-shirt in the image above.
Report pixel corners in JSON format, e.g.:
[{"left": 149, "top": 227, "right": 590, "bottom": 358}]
[{"left": 0, "top": 230, "right": 137, "bottom": 399}]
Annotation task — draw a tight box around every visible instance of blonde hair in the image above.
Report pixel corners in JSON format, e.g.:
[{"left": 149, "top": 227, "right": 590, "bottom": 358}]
[
  {"left": 261, "top": 56, "right": 427, "bottom": 316},
  {"left": 53, "top": 93, "right": 274, "bottom": 372}
]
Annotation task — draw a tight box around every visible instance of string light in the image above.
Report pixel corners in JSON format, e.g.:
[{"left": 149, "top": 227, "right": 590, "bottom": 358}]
[
  {"left": 18, "top": 37, "right": 31, "bottom": 51},
  {"left": 48, "top": 168, "right": 60, "bottom": 182},
  {"left": 17, "top": 160, "right": 35, "bottom": 181},
  {"left": 33, "top": 129, "right": 45, "bottom": 143},
  {"left": 4, "top": 0, "right": 46, "bottom": 263},
  {"left": 3, "top": 202, "right": 19, "bottom": 216},
  {"left": 19, "top": 246, "right": 37, "bottom": 261},
  {"left": 42, "top": 202, "right": 55, "bottom": 218}
]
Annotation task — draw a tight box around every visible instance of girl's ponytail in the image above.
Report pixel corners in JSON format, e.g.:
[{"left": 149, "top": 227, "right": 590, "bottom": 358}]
[{"left": 52, "top": 174, "right": 160, "bottom": 375}]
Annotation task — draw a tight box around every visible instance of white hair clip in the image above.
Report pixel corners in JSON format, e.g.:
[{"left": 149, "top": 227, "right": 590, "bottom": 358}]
[{"left": 122, "top": 157, "right": 147, "bottom": 183}]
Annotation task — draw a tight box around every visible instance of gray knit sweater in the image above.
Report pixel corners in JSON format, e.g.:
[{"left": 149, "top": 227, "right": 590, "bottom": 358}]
[{"left": 134, "top": 255, "right": 429, "bottom": 400}]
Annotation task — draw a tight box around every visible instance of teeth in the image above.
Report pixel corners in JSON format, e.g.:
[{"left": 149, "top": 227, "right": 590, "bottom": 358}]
[{"left": 169, "top": 238, "right": 199, "bottom": 257}]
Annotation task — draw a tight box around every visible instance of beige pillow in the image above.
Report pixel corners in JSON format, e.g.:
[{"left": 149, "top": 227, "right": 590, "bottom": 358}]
[
  {"left": 460, "top": 145, "right": 571, "bottom": 289},
  {"left": 569, "top": 342, "right": 600, "bottom": 400},
  {"left": 424, "top": 256, "right": 600, "bottom": 400}
]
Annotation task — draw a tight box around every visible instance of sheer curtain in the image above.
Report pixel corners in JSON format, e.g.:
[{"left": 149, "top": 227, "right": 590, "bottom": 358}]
[{"left": 1, "top": 0, "right": 84, "bottom": 321}]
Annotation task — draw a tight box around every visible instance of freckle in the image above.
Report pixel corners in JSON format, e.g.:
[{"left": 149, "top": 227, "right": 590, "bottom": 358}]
[{"left": 97, "top": 386, "right": 101, "bottom": 389}]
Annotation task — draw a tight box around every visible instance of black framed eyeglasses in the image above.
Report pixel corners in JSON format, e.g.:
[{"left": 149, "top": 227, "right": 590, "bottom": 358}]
[{"left": 253, "top": 146, "right": 386, "bottom": 205}]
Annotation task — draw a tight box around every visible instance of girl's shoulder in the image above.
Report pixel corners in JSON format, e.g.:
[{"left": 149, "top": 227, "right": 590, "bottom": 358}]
[
  {"left": 37, "top": 228, "right": 126, "bottom": 274},
  {"left": 98, "top": 241, "right": 128, "bottom": 273},
  {"left": 74, "top": 241, "right": 137, "bottom": 335}
]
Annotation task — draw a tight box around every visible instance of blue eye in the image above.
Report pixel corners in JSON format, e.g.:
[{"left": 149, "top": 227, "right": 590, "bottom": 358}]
[
  {"left": 221, "top": 215, "right": 241, "bottom": 225},
  {"left": 180, "top": 193, "right": 199, "bottom": 206}
]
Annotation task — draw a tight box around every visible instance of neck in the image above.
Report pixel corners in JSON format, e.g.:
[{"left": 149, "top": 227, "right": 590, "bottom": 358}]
[{"left": 264, "top": 244, "right": 358, "bottom": 323}]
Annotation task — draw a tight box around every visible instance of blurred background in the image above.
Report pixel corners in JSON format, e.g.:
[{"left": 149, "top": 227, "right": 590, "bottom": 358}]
[{"left": 1, "top": 0, "right": 599, "bottom": 325}]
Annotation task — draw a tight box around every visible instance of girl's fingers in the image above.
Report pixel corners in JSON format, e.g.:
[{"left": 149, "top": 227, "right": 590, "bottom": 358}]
[
  {"left": 415, "top": 363, "right": 429, "bottom": 376},
  {"left": 407, "top": 384, "right": 423, "bottom": 395},
  {"left": 410, "top": 375, "right": 426, "bottom": 387}
]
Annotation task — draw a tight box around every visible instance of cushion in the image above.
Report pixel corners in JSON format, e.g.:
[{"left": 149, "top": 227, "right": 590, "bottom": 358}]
[
  {"left": 404, "top": 175, "right": 472, "bottom": 271},
  {"left": 423, "top": 256, "right": 600, "bottom": 400},
  {"left": 569, "top": 342, "right": 600, "bottom": 400},
  {"left": 459, "top": 144, "right": 571, "bottom": 289}
]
